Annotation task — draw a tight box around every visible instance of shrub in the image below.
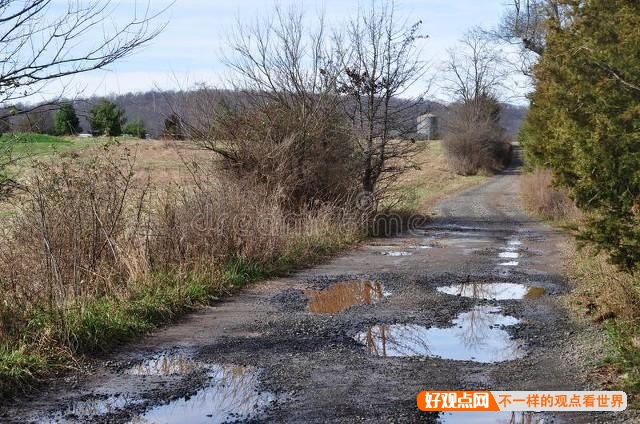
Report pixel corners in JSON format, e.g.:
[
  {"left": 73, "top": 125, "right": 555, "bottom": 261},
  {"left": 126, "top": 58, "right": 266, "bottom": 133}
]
[
  {"left": 193, "top": 96, "right": 361, "bottom": 210},
  {"left": 443, "top": 97, "right": 512, "bottom": 175},
  {"left": 124, "top": 119, "right": 146, "bottom": 139}
]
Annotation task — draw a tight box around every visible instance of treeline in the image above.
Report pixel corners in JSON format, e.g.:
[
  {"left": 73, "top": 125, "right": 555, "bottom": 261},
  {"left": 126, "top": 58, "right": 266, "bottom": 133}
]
[{"left": 1, "top": 89, "right": 527, "bottom": 140}]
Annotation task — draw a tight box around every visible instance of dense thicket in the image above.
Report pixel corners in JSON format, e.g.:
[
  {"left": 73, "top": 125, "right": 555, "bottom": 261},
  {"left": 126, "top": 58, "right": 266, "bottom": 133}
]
[{"left": 521, "top": 0, "right": 640, "bottom": 271}]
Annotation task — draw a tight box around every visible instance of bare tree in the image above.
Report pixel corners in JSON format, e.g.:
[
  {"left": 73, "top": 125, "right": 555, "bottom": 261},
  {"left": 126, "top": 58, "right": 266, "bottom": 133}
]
[
  {"left": 442, "top": 29, "right": 511, "bottom": 176},
  {"left": 0, "top": 0, "right": 166, "bottom": 198},
  {"left": 492, "top": 0, "right": 572, "bottom": 75},
  {"left": 185, "top": 5, "right": 359, "bottom": 207},
  {"left": 0, "top": 0, "right": 167, "bottom": 107},
  {"left": 443, "top": 28, "right": 508, "bottom": 103},
  {"left": 338, "top": 0, "right": 429, "bottom": 201}
]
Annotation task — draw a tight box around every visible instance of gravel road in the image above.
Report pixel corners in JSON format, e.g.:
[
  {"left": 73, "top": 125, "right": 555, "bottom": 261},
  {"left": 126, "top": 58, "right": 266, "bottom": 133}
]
[{"left": 3, "top": 152, "right": 637, "bottom": 424}]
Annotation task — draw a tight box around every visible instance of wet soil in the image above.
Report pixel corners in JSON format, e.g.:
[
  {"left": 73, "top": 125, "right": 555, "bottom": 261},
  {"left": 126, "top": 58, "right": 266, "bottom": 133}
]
[{"left": 2, "top": 154, "right": 637, "bottom": 423}]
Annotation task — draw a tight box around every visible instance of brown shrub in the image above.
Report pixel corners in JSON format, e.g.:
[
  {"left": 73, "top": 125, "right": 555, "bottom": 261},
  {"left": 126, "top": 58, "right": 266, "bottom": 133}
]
[
  {"left": 443, "top": 97, "right": 512, "bottom": 176},
  {"left": 520, "top": 168, "right": 580, "bottom": 221},
  {"left": 149, "top": 162, "right": 365, "bottom": 273}
]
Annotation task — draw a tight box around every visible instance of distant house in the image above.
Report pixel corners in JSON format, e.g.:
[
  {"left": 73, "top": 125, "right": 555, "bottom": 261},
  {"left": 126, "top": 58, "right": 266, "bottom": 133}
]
[{"left": 416, "top": 113, "right": 438, "bottom": 140}]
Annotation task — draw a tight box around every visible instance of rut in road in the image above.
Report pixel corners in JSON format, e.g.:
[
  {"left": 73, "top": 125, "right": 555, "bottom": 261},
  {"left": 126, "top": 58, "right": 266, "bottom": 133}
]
[{"left": 3, "top": 156, "right": 635, "bottom": 424}]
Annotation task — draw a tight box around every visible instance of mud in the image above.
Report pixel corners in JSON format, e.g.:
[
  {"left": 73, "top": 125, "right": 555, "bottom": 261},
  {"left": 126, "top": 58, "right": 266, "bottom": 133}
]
[
  {"left": 2, "top": 151, "right": 636, "bottom": 423},
  {"left": 305, "top": 280, "right": 388, "bottom": 314}
]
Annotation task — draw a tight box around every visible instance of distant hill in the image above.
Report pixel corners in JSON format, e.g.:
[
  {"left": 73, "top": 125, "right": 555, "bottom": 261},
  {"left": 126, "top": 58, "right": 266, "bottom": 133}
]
[{"left": 1, "top": 89, "right": 529, "bottom": 139}]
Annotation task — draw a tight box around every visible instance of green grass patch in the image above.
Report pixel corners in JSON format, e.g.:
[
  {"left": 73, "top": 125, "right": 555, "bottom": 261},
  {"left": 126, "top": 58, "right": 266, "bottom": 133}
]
[
  {"left": 0, "top": 133, "right": 100, "bottom": 158},
  {"left": 602, "top": 321, "right": 640, "bottom": 407}
]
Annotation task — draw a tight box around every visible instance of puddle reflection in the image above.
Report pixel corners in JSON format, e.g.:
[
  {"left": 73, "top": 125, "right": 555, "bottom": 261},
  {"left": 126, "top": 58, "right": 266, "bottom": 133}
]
[
  {"left": 127, "top": 352, "right": 199, "bottom": 376},
  {"left": 131, "top": 365, "right": 273, "bottom": 424},
  {"left": 380, "top": 251, "right": 412, "bottom": 256},
  {"left": 437, "top": 283, "right": 528, "bottom": 300},
  {"left": 355, "top": 306, "right": 524, "bottom": 363},
  {"left": 307, "top": 280, "right": 388, "bottom": 313},
  {"left": 439, "top": 411, "right": 540, "bottom": 424},
  {"left": 38, "top": 394, "right": 139, "bottom": 423}
]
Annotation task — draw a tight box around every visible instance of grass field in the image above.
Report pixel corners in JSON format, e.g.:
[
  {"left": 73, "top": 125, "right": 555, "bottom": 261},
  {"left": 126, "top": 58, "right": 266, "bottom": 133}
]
[{"left": 0, "top": 133, "right": 95, "bottom": 157}]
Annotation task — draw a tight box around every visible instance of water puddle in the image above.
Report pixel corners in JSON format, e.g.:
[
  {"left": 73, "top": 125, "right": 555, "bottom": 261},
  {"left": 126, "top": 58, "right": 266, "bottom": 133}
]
[
  {"left": 39, "top": 394, "right": 140, "bottom": 423},
  {"left": 131, "top": 364, "right": 273, "bottom": 424},
  {"left": 437, "top": 283, "right": 529, "bottom": 300},
  {"left": 127, "top": 352, "right": 199, "bottom": 376},
  {"left": 355, "top": 306, "right": 524, "bottom": 363},
  {"left": 380, "top": 251, "right": 412, "bottom": 256},
  {"left": 441, "top": 237, "right": 493, "bottom": 248},
  {"left": 307, "top": 280, "right": 388, "bottom": 313},
  {"left": 498, "top": 251, "right": 519, "bottom": 259},
  {"left": 498, "top": 261, "right": 519, "bottom": 266},
  {"left": 439, "top": 411, "right": 541, "bottom": 423}
]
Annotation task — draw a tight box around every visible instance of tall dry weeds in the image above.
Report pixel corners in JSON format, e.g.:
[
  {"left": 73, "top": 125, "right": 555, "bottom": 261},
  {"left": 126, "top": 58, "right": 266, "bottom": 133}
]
[
  {"left": 520, "top": 168, "right": 580, "bottom": 221},
  {"left": 0, "top": 144, "right": 366, "bottom": 351},
  {"left": 0, "top": 149, "right": 150, "bottom": 336}
]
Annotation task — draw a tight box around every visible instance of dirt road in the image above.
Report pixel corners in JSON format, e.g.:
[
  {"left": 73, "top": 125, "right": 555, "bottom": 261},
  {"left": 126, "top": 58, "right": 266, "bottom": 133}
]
[{"left": 4, "top": 156, "right": 637, "bottom": 423}]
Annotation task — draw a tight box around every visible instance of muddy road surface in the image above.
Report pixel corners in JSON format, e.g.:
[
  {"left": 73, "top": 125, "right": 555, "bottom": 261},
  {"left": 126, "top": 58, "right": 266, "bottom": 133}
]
[{"left": 3, "top": 158, "right": 637, "bottom": 423}]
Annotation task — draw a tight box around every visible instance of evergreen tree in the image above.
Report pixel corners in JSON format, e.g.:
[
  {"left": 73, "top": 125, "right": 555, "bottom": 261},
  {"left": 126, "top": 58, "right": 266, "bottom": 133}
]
[
  {"left": 521, "top": 0, "right": 640, "bottom": 271},
  {"left": 89, "top": 100, "right": 126, "bottom": 136},
  {"left": 124, "top": 119, "right": 146, "bottom": 139},
  {"left": 54, "top": 102, "right": 81, "bottom": 135}
]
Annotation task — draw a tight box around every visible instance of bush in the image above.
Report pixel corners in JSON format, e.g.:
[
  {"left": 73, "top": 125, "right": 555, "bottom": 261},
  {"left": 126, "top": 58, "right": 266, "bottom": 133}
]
[
  {"left": 194, "top": 96, "right": 361, "bottom": 209},
  {"left": 443, "top": 97, "right": 512, "bottom": 175}
]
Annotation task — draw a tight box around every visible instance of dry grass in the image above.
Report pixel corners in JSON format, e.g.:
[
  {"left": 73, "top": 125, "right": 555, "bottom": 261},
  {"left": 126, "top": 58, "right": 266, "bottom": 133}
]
[
  {"left": 565, "top": 243, "right": 640, "bottom": 405},
  {"left": 567, "top": 245, "right": 640, "bottom": 323},
  {"left": 521, "top": 167, "right": 640, "bottom": 405},
  {"left": 520, "top": 168, "right": 580, "bottom": 221},
  {"left": 0, "top": 143, "right": 365, "bottom": 397}
]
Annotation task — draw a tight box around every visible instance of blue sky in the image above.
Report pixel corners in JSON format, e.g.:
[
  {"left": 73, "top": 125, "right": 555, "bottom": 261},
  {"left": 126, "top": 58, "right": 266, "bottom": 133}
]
[{"left": 39, "top": 0, "right": 528, "bottom": 103}]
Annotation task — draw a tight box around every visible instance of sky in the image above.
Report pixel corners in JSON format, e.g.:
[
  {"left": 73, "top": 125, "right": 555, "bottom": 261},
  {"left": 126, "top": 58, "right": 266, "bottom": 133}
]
[{"left": 33, "top": 0, "right": 530, "bottom": 104}]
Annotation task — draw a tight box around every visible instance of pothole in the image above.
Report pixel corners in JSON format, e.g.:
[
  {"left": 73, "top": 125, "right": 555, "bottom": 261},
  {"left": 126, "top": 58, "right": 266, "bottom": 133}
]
[
  {"left": 306, "top": 280, "right": 389, "bottom": 313},
  {"left": 354, "top": 306, "right": 524, "bottom": 363},
  {"left": 524, "top": 286, "right": 546, "bottom": 299},
  {"left": 127, "top": 351, "right": 199, "bottom": 376},
  {"left": 438, "top": 411, "right": 542, "bottom": 424},
  {"left": 380, "top": 251, "right": 412, "bottom": 256},
  {"left": 131, "top": 364, "right": 274, "bottom": 424},
  {"left": 437, "top": 283, "right": 529, "bottom": 300}
]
